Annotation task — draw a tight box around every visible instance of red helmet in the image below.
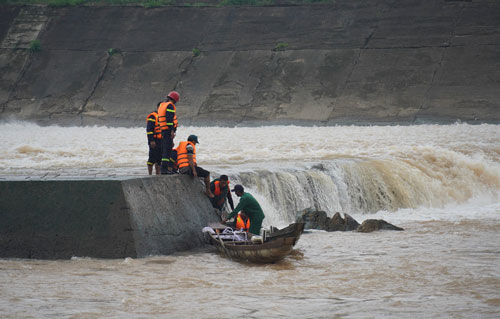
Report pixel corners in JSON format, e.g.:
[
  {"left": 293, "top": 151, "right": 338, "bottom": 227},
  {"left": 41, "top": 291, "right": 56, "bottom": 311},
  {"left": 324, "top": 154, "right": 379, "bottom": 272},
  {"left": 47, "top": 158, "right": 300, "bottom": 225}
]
[{"left": 167, "top": 91, "right": 180, "bottom": 103}]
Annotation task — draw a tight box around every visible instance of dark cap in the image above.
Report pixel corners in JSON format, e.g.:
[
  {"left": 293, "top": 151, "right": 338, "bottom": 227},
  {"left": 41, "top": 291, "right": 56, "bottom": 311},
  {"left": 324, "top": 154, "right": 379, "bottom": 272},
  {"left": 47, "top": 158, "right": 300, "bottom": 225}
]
[
  {"left": 231, "top": 184, "right": 244, "bottom": 193},
  {"left": 188, "top": 134, "right": 199, "bottom": 144}
]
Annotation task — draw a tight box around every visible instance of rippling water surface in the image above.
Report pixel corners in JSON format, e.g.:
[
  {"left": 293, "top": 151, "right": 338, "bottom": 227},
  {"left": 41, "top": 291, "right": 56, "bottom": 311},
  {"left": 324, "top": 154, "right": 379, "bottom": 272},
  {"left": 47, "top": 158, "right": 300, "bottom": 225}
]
[
  {"left": 1, "top": 122, "right": 499, "bottom": 318},
  {"left": 1, "top": 220, "right": 499, "bottom": 318}
]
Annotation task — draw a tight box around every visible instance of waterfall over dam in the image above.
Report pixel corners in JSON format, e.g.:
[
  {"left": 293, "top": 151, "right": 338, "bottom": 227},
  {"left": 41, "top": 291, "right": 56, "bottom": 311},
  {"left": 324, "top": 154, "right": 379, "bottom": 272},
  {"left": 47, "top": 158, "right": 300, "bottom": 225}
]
[{"left": 223, "top": 154, "right": 500, "bottom": 227}]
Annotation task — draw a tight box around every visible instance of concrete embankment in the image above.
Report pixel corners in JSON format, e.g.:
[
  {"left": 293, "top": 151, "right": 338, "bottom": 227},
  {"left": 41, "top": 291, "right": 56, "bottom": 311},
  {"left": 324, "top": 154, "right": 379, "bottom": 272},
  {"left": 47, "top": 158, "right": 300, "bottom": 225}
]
[
  {"left": 1, "top": 1, "right": 500, "bottom": 126},
  {"left": 0, "top": 175, "right": 220, "bottom": 259}
]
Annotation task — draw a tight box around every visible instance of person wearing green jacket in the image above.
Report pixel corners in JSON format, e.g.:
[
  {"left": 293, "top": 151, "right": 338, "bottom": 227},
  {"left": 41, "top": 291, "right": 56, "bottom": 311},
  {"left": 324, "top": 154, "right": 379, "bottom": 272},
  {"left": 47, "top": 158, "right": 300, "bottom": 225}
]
[{"left": 222, "top": 184, "right": 265, "bottom": 236}]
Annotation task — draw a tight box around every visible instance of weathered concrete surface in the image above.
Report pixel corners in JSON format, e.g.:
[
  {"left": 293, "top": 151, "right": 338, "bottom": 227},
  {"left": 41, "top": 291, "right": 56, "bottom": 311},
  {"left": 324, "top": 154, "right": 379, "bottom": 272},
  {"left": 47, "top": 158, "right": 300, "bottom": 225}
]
[
  {"left": 1, "top": 1, "right": 499, "bottom": 126},
  {"left": 0, "top": 175, "right": 220, "bottom": 259}
]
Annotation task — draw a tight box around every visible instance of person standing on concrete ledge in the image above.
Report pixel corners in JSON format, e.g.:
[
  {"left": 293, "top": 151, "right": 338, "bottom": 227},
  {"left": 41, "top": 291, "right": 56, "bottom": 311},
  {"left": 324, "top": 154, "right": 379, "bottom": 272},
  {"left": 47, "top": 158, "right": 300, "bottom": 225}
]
[
  {"left": 222, "top": 185, "right": 265, "bottom": 237},
  {"left": 177, "top": 135, "right": 214, "bottom": 198},
  {"left": 157, "top": 91, "right": 179, "bottom": 175},
  {"left": 146, "top": 109, "right": 162, "bottom": 175},
  {"left": 210, "top": 175, "right": 234, "bottom": 212}
]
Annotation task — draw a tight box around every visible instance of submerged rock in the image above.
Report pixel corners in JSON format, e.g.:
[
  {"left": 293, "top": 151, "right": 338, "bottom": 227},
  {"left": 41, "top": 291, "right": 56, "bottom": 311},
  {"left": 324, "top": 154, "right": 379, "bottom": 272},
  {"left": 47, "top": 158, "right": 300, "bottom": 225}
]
[
  {"left": 296, "top": 209, "right": 329, "bottom": 230},
  {"left": 357, "top": 219, "right": 404, "bottom": 233},
  {"left": 296, "top": 210, "right": 403, "bottom": 233},
  {"left": 345, "top": 214, "right": 361, "bottom": 231},
  {"left": 296, "top": 210, "right": 360, "bottom": 232},
  {"left": 325, "top": 212, "right": 345, "bottom": 231}
]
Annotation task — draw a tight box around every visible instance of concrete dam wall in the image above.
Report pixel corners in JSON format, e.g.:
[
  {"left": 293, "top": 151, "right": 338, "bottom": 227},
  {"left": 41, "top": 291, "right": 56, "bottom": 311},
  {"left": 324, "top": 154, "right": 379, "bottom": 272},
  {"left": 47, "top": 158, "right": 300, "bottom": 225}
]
[
  {"left": 0, "top": 176, "right": 220, "bottom": 259},
  {"left": 1, "top": 1, "right": 499, "bottom": 126}
]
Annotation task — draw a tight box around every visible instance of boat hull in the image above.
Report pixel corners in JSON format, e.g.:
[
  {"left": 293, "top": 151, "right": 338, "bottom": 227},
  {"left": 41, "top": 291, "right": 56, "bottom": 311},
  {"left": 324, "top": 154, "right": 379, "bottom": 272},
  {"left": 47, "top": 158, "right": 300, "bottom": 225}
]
[
  {"left": 207, "top": 223, "right": 304, "bottom": 263},
  {"left": 210, "top": 236, "right": 297, "bottom": 263}
]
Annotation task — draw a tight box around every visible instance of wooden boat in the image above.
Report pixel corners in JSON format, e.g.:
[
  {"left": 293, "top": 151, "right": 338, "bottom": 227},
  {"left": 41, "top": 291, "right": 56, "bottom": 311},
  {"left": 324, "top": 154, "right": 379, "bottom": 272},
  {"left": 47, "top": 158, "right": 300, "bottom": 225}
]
[
  {"left": 265, "top": 222, "right": 305, "bottom": 243},
  {"left": 204, "top": 222, "right": 305, "bottom": 263}
]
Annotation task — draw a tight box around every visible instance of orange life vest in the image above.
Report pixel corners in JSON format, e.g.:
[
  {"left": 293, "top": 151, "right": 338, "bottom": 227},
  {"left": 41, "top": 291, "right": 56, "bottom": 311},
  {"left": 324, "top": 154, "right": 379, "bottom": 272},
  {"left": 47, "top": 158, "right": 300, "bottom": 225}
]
[
  {"left": 213, "top": 180, "right": 230, "bottom": 196},
  {"left": 213, "top": 180, "right": 230, "bottom": 207},
  {"left": 176, "top": 141, "right": 196, "bottom": 169},
  {"left": 236, "top": 213, "right": 250, "bottom": 231},
  {"left": 146, "top": 111, "right": 162, "bottom": 139},
  {"left": 157, "top": 101, "right": 178, "bottom": 131}
]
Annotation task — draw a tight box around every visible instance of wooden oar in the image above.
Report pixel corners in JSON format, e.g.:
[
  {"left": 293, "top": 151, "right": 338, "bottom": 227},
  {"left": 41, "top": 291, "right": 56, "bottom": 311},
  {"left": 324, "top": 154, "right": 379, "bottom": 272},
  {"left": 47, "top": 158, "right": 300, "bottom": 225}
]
[{"left": 215, "top": 229, "right": 232, "bottom": 260}]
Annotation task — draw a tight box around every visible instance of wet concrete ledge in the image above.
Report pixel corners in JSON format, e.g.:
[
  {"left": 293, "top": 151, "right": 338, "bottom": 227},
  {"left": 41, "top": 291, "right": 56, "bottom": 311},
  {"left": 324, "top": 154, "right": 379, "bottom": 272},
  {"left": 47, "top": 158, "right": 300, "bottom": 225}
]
[{"left": 0, "top": 175, "right": 220, "bottom": 259}]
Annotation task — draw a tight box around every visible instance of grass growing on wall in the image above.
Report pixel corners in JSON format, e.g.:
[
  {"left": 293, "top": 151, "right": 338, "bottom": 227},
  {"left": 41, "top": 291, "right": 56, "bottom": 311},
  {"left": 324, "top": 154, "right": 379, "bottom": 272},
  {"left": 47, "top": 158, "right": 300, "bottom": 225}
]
[
  {"left": 273, "top": 42, "right": 288, "bottom": 51},
  {"left": 29, "top": 39, "right": 42, "bottom": 52},
  {"left": 218, "top": 0, "right": 274, "bottom": 6},
  {"left": 183, "top": 2, "right": 210, "bottom": 6},
  {"left": 47, "top": 0, "right": 86, "bottom": 6},
  {"left": 143, "top": 0, "right": 174, "bottom": 7},
  {"left": 1, "top": 0, "right": 175, "bottom": 6},
  {"left": 1, "top": 0, "right": 333, "bottom": 5},
  {"left": 295, "top": 0, "right": 332, "bottom": 3}
]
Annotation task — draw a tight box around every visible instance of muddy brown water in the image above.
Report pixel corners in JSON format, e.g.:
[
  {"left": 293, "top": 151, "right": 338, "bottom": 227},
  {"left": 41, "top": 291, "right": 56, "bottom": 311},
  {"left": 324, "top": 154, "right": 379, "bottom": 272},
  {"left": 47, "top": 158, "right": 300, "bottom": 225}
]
[{"left": 1, "top": 220, "right": 499, "bottom": 319}]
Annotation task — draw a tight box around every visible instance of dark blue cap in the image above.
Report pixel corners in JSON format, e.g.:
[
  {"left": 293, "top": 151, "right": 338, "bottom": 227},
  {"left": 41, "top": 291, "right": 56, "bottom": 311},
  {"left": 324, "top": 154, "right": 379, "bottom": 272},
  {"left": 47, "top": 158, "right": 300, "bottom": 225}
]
[
  {"left": 188, "top": 135, "right": 199, "bottom": 144},
  {"left": 231, "top": 184, "right": 244, "bottom": 193}
]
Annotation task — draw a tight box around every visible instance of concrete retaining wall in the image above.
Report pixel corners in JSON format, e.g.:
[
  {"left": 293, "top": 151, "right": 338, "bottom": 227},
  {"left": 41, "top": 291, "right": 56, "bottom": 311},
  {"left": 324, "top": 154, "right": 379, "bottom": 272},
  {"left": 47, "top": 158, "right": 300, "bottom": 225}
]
[
  {"left": 0, "top": 175, "right": 220, "bottom": 259},
  {"left": 1, "top": 1, "right": 499, "bottom": 125}
]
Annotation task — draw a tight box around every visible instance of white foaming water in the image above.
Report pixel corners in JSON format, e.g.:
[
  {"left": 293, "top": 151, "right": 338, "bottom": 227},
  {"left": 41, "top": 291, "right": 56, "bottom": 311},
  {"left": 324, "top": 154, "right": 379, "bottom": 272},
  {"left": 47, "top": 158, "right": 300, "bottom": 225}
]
[
  {"left": 1, "top": 121, "right": 499, "bottom": 224},
  {"left": 2, "top": 121, "right": 500, "bottom": 319}
]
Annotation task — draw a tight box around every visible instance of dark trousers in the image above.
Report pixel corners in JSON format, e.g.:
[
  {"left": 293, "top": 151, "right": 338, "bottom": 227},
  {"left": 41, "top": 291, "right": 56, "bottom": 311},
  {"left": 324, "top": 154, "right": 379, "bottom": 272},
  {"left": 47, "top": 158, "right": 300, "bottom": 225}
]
[
  {"left": 160, "top": 131, "right": 174, "bottom": 174},
  {"left": 147, "top": 138, "right": 162, "bottom": 165}
]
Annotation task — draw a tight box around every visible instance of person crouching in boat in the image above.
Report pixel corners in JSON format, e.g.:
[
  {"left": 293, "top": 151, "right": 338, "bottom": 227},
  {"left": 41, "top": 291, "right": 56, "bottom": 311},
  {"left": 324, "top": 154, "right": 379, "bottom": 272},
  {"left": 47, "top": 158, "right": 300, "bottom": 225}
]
[
  {"left": 235, "top": 212, "right": 250, "bottom": 232},
  {"left": 222, "top": 184, "right": 265, "bottom": 237}
]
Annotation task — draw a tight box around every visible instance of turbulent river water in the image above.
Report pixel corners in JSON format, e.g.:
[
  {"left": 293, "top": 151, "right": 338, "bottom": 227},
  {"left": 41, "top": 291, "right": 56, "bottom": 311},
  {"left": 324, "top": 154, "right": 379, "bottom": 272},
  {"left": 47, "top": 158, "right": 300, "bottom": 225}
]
[{"left": 1, "top": 122, "right": 499, "bottom": 318}]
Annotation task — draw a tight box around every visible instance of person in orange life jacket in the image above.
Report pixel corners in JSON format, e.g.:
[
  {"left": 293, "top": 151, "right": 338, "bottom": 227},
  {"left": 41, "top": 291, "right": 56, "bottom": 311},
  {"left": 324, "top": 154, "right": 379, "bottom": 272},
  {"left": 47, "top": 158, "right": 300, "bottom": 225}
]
[
  {"left": 209, "top": 175, "right": 234, "bottom": 211},
  {"left": 146, "top": 110, "right": 162, "bottom": 175},
  {"left": 157, "top": 91, "right": 179, "bottom": 175},
  {"left": 235, "top": 212, "right": 250, "bottom": 231},
  {"left": 177, "top": 135, "right": 214, "bottom": 198}
]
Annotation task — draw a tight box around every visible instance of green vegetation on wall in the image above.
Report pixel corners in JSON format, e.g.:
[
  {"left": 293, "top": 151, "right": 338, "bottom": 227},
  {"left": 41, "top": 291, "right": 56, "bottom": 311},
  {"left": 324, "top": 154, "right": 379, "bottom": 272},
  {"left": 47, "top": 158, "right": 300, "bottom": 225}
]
[
  {"left": 218, "top": 0, "right": 274, "bottom": 6},
  {"left": 143, "top": 0, "right": 174, "bottom": 8},
  {"left": 107, "top": 48, "right": 121, "bottom": 55},
  {"left": 293, "top": 0, "right": 332, "bottom": 3},
  {"left": 1, "top": 0, "right": 175, "bottom": 6},
  {"left": 2, "top": 0, "right": 88, "bottom": 4},
  {"left": 29, "top": 40, "right": 42, "bottom": 52},
  {"left": 183, "top": 2, "right": 210, "bottom": 6},
  {"left": 1, "top": 0, "right": 333, "bottom": 6},
  {"left": 47, "top": 0, "right": 86, "bottom": 6},
  {"left": 273, "top": 42, "right": 288, "bottom": 51}
]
